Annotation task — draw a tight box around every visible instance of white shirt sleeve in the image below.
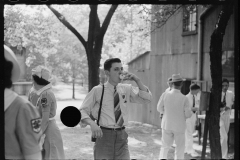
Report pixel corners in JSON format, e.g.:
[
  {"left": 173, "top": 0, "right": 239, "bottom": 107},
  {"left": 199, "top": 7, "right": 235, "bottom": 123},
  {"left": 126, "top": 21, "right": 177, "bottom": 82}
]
[{"left": 157, "top": 92, "right": 165, "bottom": 114}]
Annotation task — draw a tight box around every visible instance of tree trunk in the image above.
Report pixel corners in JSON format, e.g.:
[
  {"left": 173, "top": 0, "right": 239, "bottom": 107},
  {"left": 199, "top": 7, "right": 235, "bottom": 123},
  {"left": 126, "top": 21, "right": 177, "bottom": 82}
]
[
  {"left": 47, "top": 5, "right": 118, "bottom": 92},
  {"left": 72, "top": 77, "right": 75, "bottom": 99},
  {"left": 87, "top": 40, "right": 103, "bottom": 91},
  {"left": 208, "top": 3, "right": 234, "bottom": 159},
  {"left": 87, "top": 52, "right": 101, "bottom": 92},
  {"left": 72, "top": 61, "right": 76, "bottom": 99}
]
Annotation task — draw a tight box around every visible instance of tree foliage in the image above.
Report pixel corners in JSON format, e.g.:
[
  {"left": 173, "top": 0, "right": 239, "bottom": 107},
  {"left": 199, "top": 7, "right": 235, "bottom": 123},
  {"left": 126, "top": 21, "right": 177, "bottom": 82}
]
[
  {"left": 4, "top": 5, "right": 59, "bottom": 55},
  {"left": 5, "top": 4, "right": 151, "bottom": 90},
  {"left": 102, "top": 5, "right": 150, "bottom": 65},
  {"left": 47, "top": 4, "right": 119, "bottom": 91}
]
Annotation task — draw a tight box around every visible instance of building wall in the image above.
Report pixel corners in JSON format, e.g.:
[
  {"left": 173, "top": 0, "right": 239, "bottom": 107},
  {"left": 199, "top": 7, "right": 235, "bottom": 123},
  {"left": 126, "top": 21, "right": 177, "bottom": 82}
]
[
  {"left": 128, "top": 53, "right": 152, "bottom": 124},
  {"left": 128, "top": 6, "right": 203, "bottom": 127},
  {"left": 150, "top": 6, "right": 202, "bottom": 127},
  {"left": 128, "top": 5, "right": 234, "bottom": 127}
]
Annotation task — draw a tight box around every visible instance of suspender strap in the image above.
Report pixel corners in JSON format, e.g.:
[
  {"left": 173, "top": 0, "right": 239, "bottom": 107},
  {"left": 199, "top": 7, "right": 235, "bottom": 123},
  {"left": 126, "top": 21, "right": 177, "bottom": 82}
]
[{"left": 97, "top": 85, "right": 104, "bottom": 126}]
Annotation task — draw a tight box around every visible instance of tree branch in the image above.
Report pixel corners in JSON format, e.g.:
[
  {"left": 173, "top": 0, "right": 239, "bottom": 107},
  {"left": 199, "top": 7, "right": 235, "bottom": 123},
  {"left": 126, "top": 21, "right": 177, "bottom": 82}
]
[
  {"left": 100, "top": 5, "right": 118, "bottom": 37},
  {"left": 47, "top": 5, "right": 87, "bottom": 50}
]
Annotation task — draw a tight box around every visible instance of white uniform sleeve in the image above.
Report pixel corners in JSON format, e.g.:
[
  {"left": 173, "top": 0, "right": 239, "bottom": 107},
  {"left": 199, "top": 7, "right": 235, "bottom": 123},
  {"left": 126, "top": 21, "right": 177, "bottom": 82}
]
[
  {"left": 157, "top": 92, "right": 166, "bottom": 114},
  {"left": 16, "top": 102, "right": 42, "bottom": 157}
]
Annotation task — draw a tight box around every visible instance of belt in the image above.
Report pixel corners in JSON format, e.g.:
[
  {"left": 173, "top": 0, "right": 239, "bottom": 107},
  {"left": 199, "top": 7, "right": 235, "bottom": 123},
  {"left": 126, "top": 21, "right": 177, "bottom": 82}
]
[{"left": 100, "top": 126, "right": 125, "bottom": 131}]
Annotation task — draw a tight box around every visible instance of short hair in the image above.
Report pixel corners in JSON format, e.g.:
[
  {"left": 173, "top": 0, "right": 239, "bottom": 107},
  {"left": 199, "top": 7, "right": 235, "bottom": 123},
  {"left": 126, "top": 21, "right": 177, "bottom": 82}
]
[
  {"left": 172, "top": 81, "right": 183, "bottom": 87},
  {"left": 104, "top": 58, "right": 121, "bottom": 71},
  {"left": 222, "top": 78, "right": 229, "bottom": 84},
  {"left": 4, "top": 58, "right": 13, "bottom": 89},
  {"left": 32, "top": 75, "right": 50, "bottom": 86},
  {"left": 190, "top": 83, "right": 200, "bottom": 90}
]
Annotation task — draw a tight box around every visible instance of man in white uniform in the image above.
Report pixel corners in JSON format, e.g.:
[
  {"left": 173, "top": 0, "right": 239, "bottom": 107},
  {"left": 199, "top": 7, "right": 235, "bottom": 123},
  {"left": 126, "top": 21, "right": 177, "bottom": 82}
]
[
  {"left": 157, "top": 74, "right": 192, "bottom": 159},
  {"left": 185, "top": 84, "right": 201, "bottom": 157},
  {"left": 220, "top": 78, "right": 234, "bottom": 159}
]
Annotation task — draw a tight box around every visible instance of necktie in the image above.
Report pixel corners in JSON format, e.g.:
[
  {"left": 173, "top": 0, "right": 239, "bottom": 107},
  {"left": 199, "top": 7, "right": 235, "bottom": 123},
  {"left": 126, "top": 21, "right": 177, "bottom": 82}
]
[
  {"left": 223, "top": 92, "right": 226, "bottom": 106},
  {"left": 192, "top": 94, "right": 196, "bottom": 113},
  {"left": 192, "top": 95, "right": 195, "bottom": 108},
  {"left": 114, "top": 86, "right": 124, "bottom": 126}
]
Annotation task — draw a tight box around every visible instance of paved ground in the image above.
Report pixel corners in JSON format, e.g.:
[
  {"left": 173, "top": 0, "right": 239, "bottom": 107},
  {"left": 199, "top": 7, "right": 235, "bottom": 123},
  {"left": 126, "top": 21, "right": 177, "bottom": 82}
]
[{"left": 21, "top": 82, "right": 234, "bottom": 159}]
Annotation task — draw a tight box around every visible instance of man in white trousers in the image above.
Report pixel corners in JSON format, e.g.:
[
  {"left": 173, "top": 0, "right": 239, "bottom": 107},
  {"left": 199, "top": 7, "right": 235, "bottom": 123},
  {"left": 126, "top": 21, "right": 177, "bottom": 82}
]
[
  {"left": 157, "top": 74, "right": 192, "bottom": 159},
  {"left": 220, "top": 78, "right": 234, "bottom": 159},
  {"left": 158, "top": 77, "right": 172, "bottom": 119},
  {"left": 185, "top": 83, "right": 201, "bottom": 157},
  {"left": 158, "top": 77, "right": 177, "bottom": 148}
]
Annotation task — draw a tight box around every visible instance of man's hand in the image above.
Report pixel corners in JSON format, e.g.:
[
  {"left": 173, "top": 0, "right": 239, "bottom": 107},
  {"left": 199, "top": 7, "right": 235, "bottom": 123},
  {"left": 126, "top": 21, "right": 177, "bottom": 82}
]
[
  {"left": 122, "top": 71, "right": 148, "bottom": 92},
  {"left": 224, "top": 106, "right": 231, "bottom": 111},
  {"left": 122, "top": 72, "right": 139, "bottom": 82},
  {"left": 89, "top": 121, "right": 103, "bottom": 139}
]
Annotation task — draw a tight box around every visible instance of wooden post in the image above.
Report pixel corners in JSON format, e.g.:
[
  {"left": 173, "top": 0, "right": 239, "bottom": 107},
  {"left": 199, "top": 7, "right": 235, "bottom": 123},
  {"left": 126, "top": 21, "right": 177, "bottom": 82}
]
[
  {"left": 201, "top": 110, "right": 209, "bottom": 159},
  {"left": 199, "top": 91, "right": 211, "bottom": 159}
]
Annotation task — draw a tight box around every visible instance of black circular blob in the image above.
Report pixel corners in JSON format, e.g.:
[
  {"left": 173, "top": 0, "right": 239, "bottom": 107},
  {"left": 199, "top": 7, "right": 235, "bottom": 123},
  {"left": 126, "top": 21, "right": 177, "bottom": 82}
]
[{"left": 60, "top": 106, "right": 81, "bottom": 127}]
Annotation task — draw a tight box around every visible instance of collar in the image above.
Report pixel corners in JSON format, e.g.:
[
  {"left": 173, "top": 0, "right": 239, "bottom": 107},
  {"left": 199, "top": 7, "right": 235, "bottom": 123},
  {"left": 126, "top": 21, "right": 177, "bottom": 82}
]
[
  {"left": 35, "top": 83, "right": 52, "bottom": 95},
  {"left": 4, "top": 88, "right": 18, "bottom": 111},
  {"left": 171, "top": 88, "right": 181, "bottom": 93},
  {"left": 106, "top": 81, "right": 118, "bottom": 90}
]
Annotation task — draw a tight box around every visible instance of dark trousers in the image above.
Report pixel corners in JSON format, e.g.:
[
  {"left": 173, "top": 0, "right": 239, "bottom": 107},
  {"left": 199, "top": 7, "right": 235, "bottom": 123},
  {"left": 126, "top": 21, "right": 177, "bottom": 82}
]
[{"left": 94, "top": 128, "right": 130, "bottom": 160}]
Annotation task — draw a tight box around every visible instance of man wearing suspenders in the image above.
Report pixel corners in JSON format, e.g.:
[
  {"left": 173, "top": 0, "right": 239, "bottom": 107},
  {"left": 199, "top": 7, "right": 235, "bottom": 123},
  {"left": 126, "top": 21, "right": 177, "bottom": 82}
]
[{"left": 79, "top": 58, "right": 152, "bottom": 159}]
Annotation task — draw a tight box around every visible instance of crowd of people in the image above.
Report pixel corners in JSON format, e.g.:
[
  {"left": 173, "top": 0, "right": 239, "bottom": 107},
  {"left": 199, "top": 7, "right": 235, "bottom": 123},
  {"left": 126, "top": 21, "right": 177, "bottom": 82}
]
[
  {"left": 157, "top": 74, "right": 234, "bottom": 159},
  {"left": 4, "top": 44, "right": 234, "bottom": 160}
]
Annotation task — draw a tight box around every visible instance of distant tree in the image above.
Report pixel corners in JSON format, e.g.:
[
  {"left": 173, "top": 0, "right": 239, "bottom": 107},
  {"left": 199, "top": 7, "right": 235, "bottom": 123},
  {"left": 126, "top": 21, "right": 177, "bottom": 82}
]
[
  {"left": 47, "top": 5, "right": 118, "bottom": 91},
  {"left": 4, "top": 5, "right": 58, "bottom": 56},
  {"left": 4, "top": 5, "right": 60, "bottom": 81}
]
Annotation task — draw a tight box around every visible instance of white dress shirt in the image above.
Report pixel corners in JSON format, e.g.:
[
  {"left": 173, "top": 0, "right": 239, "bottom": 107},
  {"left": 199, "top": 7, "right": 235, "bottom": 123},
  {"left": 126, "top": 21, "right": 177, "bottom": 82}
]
[
  {"left": 80, "top": 81, "right": 152, "bottom": 128},
  {"left": 157, "top": 89, "right": 192, "bottom": 133},
  {"left": 186, "top": 92, "right": 199, "bottom": 112},
  {"left": 221, "top": 90, "right": 234, "bottom": 109}
]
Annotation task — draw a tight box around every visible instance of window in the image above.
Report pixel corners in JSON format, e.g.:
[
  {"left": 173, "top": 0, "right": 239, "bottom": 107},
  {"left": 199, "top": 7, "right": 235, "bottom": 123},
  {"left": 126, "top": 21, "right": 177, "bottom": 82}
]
[
  {"left": 222, "top": 50, "right": 234, "bottom": 82},
  {"left": 182, "top": 5, "right": 197, "bottom": 34}
]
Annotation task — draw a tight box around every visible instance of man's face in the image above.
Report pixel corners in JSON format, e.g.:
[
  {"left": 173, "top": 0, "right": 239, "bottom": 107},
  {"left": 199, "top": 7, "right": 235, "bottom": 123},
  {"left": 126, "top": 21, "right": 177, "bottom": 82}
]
[
  {"left": 105, "top": 62, "right": 123, "bottom": 84},
  {"left": 222, "top": 82, "right": 229, "bottom": 92}
]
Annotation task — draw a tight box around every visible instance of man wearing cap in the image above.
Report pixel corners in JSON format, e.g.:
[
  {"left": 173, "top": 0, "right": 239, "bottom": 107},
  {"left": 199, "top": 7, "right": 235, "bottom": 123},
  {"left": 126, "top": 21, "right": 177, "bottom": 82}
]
[
  {"left": 79, "top": 58, "right": 152, "bottom": 159},
  {"left": 28, "top": 65, "right": 65, "bottom": 159},
  {"left": 185, "top": 84, "right": 201, "bottom": 157},
  {"left": 157, "top": 74, "right": 192, "bottom": 160},
  {"left": 4, "top": 45, "right": 42, "bottom": 160}
]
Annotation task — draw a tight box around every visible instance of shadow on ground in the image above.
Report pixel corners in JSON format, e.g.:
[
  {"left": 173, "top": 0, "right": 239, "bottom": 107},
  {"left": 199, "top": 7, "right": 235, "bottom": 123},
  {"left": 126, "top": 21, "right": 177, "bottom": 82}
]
[{"left": 60, "top": 121, "right": 212, "bottom": 159}]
